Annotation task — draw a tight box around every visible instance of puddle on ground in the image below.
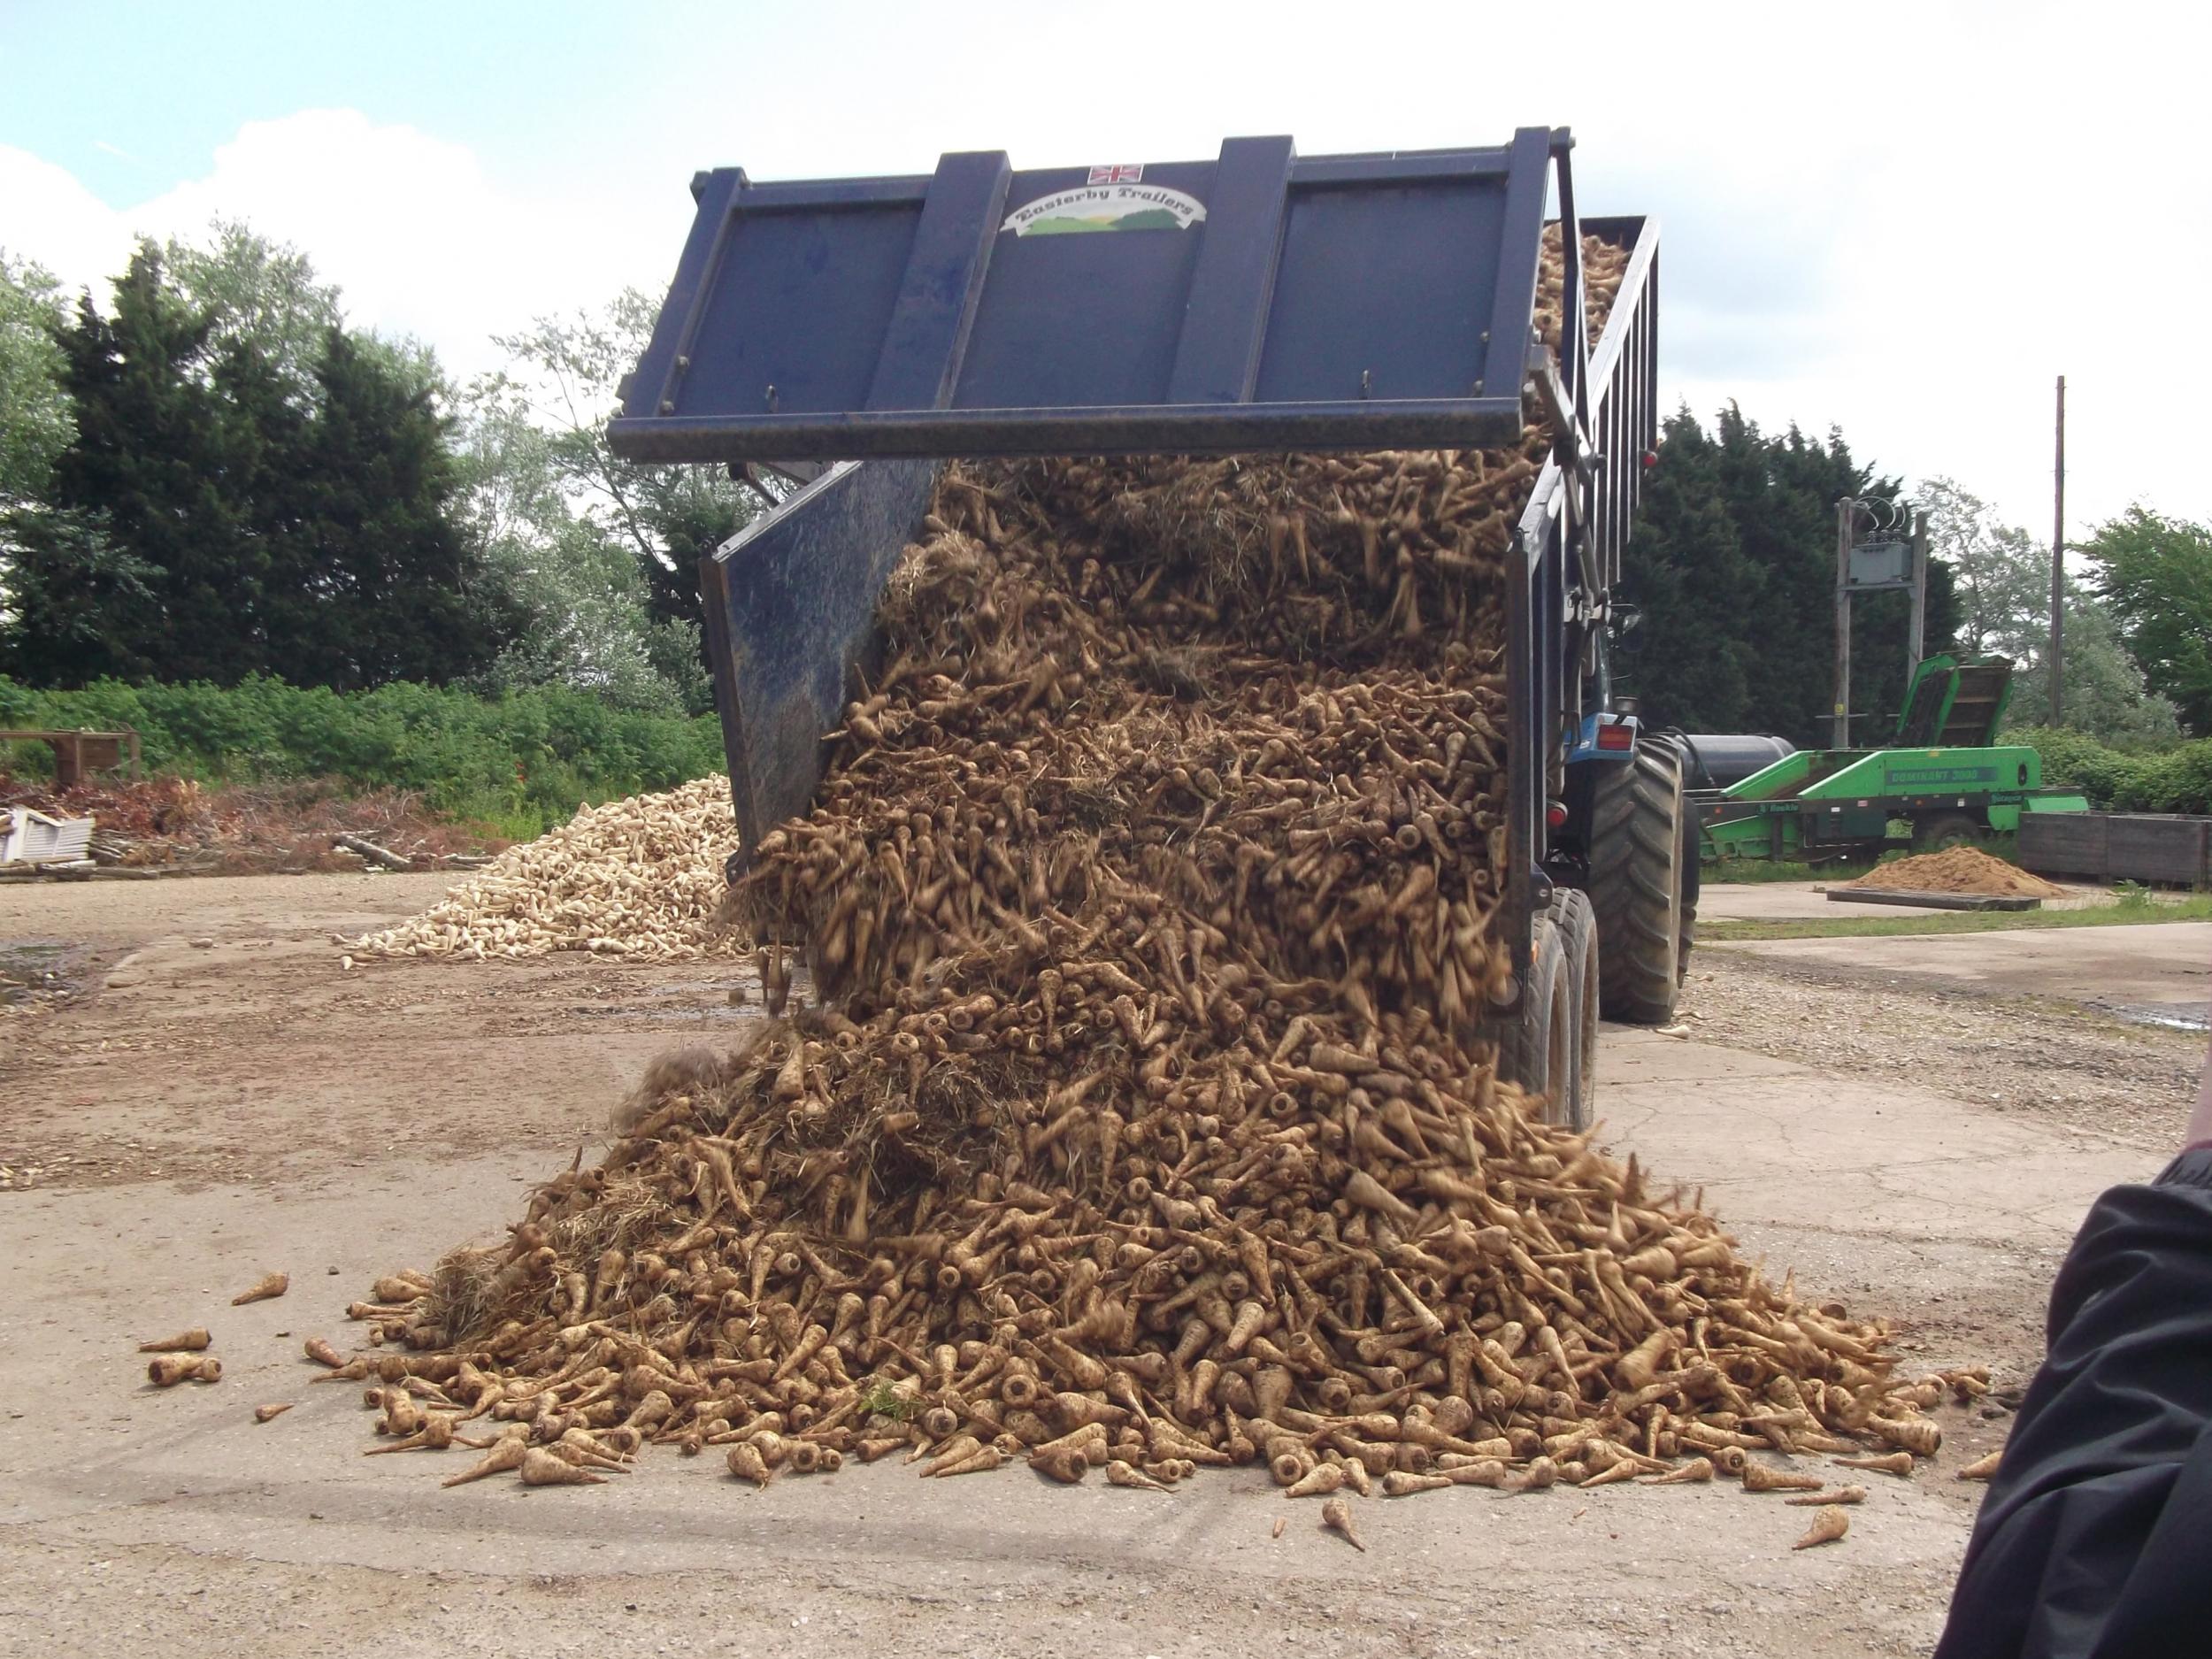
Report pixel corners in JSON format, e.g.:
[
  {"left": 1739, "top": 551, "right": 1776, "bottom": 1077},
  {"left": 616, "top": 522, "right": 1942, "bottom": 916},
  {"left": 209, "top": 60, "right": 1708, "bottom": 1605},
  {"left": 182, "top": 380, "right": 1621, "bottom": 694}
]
[
  {"left": 2095, "top": 1001, "right": 2210, "bottom": 1033},
  {"left": 0, "top": 940, "right": 86, "bottom": 1004}
]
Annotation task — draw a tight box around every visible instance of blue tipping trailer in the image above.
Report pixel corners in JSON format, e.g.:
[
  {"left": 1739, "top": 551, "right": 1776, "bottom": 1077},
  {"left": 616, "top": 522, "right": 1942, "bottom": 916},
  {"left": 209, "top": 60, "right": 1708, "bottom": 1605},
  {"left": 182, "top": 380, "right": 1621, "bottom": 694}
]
[{"left": 609, "top": 129, "right": 1674, "bottom": 1125}]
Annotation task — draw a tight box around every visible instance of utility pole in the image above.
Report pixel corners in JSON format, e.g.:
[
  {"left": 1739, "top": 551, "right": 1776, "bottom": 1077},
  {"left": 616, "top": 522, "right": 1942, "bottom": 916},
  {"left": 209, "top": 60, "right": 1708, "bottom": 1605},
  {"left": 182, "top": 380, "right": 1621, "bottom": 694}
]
[
  {"left": 2051, "top": 374, "right": 2066, "bottom": 726},
  {"left": 1833, "top": 498, "right": 1854, "bottom": 748}
]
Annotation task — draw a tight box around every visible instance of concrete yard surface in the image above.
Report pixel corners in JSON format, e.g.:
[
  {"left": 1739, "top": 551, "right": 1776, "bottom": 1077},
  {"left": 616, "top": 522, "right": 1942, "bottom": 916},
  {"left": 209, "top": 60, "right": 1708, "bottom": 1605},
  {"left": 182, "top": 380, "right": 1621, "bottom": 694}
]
[{"left": 1, "top": 874, "right": 2198, "bottom": 1657}]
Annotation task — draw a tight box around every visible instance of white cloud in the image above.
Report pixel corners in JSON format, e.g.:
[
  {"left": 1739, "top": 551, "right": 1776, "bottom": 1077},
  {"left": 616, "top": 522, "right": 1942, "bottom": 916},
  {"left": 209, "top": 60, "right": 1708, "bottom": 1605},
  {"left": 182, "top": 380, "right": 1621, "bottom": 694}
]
[
  {"left": 1, "top": 110, "right": 664, "bottom": 380},
  {"left": 3, "top": 14, "right": 2206, "bottom": 546}
]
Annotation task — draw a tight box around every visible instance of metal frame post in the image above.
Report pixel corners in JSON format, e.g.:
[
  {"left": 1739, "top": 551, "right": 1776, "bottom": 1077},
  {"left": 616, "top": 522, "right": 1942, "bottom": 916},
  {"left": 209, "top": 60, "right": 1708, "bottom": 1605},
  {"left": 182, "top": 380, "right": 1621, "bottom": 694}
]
[
  {"left": 1833, "top": 498, "right": 1854, "bottom": 749},
  {"left": 1907, "top": 509, "right": 1929, "bottom": 681}
]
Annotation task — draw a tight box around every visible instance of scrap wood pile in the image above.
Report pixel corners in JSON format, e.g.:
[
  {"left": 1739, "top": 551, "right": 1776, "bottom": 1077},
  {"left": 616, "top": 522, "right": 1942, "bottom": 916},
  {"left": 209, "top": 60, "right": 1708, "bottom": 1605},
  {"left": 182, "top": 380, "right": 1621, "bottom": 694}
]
[
  {"left": 0, "top": 774, "right": 500, "bottom": 875},
  {"left": 1840, "top": 847, "right": 2064, "bottom": 900},
  {"left": 353, "top": 777, "right": 741, "bottom": 961},
  {"left": 340, "top": 232, "right": 1979, "bottom": 1513}
]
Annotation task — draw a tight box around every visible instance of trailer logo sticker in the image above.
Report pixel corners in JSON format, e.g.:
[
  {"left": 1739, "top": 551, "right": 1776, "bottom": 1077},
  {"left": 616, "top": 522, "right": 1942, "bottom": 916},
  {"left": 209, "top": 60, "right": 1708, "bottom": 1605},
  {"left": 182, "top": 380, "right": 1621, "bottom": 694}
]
[{"left": 1002, "top": 175, "right": 1206, "bottom": 237}]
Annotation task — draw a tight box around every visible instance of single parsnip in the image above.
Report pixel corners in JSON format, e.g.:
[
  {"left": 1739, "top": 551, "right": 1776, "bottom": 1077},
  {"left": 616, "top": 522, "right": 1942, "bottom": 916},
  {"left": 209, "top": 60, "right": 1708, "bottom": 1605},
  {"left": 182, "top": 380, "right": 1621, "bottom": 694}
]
[
  {"left": 303, "top": 1337, "right": 344, "bottom": 1368},
  {"left": 1286, "top": 1463, "right": 1344, "bottom": 1498},
  {"left": 1742, "top": 1462, "right": 1825, "bottom": 1494},
  {"left": 519, "top": 1447, "right": 603, "bottom": 1486},
  {"left": 1957, "top": 1449, "right": 2003, "bottom": 1481},
  {"left": 1642, "top": 1457, "right": 1715, "bottom": 1486},
  {"left": 1833, "top": 1451, "right": 1916, "bottom": 1477},
  {"left": 1320, "top": 1495, "right": 1364, "bottom": 1552},
  {"left": 444, "top": 1439, "right": 529, "bottom": 1486},
  {"left": 1785, "top": 1486, "right": 1866, "bottom": 1506},
  {"left": 1106, "top": 1459, "right": 1171, "bottom": 1492},
  {"left": 726, "top": 1441, "right": 772, "bottom": 1486},
  {"left": 364, "top": 1416, "right": 457, "bottom": 1454},
  {"left": 1792, "top": 1506, "right": 1850, "bottom": 1548},
  {"left": 1446, "top": 1460, "right": 1509, "bottom": 1489},
  {"left": 1030, "top": 1444, "right": 1088, "bottom": 1483},
  {"left": 138, "top": 1328, "right": 211, "bottom": 1353},
  {"left": 1869, "top": 1416, "right": 1941, "bottom": 1457},
  {"left": 1382, "top": 1471, "right": 1452, "bottom": 1496},
  {"left": 231, "top": 1271, "right": 288, "bottom": 1306},
  {"left": 255, "top": 1402, "right": 295, "bottom": 1423},
  {"left": 1499, "top": 1457, "right": 1558, "bottom": 1494},
  {"left": 148, "top": 1355, "right": 222, "bottom": 1386},
  {"left": 932, "top": 1443, "right": 1005, "bottom": 1477}
]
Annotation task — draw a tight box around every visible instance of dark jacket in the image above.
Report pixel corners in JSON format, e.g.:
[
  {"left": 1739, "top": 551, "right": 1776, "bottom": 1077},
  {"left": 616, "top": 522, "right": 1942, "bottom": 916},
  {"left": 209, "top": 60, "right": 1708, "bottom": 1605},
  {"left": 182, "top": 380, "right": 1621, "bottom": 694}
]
[{"left": 1936, "top": 1147, "right": 2212, "bottom": 1659}]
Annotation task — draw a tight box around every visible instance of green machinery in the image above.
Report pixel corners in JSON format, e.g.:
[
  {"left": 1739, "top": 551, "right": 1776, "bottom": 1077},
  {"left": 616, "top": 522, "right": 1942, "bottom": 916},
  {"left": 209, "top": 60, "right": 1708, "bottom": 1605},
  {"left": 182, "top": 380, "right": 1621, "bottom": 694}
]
[{"left": 1694, "top": 656, "right": 2089, "bottom": 864}]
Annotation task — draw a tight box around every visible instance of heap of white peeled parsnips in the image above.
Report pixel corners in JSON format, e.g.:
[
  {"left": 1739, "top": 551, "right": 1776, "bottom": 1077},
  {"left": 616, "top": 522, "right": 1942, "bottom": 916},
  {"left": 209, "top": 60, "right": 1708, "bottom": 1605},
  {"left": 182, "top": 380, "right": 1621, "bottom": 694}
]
[{"left": 352, "top": 777, "right": 743, "bottom": 963}]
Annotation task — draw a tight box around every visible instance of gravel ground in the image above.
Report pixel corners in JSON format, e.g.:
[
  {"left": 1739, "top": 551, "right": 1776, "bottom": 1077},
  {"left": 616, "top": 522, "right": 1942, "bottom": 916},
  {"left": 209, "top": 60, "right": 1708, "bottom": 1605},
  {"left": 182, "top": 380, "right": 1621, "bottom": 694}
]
[{"left": 1681, "top": 947, "right": 2200, "bottom": 1151}]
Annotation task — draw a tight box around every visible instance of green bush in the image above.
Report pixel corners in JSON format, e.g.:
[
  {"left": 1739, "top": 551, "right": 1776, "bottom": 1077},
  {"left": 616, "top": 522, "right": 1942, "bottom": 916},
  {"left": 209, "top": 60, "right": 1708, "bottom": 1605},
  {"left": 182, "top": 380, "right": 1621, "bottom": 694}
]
[
  {"left": 2010, "top": 726, "right": 2212, "bottom": 815},
  {"left": 0, "top": 672, "right": 725, "bottom": 836}
]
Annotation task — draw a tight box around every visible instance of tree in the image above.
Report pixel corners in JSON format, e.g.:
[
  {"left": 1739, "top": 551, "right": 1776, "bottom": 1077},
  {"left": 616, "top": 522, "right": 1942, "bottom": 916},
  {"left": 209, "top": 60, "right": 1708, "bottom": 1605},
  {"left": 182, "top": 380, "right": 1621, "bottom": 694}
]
[
  {"left": 270, "top": 330, "right": 523, "bottom": 690},
  {"left": 161, "top": 219, "right": 343, "bottom": 396},
  {"left": 0, "top": 252, "right": 73, "bottom": 508},
  {"left": 453, "top": 374, "right": 706, "bottom": 714},
  {"left": 1919, "top": 477, "right": 2047, "bottom": 661},
  {"left": 2084, "top": 507, "right": 2212, "bottom": 734},
  {"left": 1608, "top": 410, "right": 1765, "bottom": 731},
  {"left": 35, "top": 246, "right": 267, "bottom": 682},
  {"left": 1617, "top": 404, "right": 1956, "bottom": 745},
  {"left": 4, "top": 243, "right": 518, "bottom": 690},
  {"left": 0, "top": 507, "right": 159, "bottom": 683},
  {"left": 2007, "top": 579, "right": 2180, "bottom": 743},
  {"left": 493, "top": 291, "right": 756, "bottom": 634}
]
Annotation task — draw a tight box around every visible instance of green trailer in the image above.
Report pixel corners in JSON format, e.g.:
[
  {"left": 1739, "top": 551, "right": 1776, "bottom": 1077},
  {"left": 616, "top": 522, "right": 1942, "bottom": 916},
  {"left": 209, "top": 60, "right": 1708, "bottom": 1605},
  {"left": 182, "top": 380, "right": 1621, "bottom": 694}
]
[{"left": 1693, "top": 657, "right": 2089, "bottom": 864}]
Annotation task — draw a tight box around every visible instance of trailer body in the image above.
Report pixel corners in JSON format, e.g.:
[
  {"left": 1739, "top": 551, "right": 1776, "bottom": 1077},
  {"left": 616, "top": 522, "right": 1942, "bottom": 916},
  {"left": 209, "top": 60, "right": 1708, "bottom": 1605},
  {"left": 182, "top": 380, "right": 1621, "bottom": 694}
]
[{"left": 612, "top": 129, "right": 1671, "bottom": 1118}]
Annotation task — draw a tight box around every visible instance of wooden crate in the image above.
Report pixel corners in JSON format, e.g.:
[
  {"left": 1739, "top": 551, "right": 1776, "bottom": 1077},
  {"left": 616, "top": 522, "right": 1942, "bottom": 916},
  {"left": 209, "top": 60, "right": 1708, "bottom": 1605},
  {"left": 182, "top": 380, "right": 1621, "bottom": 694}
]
[{"left": 2019, "top": 811, "right": 2209, "bottom": 887}]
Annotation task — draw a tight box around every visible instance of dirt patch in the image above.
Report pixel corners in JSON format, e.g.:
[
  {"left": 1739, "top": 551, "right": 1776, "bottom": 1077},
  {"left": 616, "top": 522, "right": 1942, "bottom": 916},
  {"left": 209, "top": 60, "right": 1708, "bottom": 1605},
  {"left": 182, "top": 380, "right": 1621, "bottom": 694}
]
[{"left": 1841, "top": 848, "right": 2064, "bottom": 899}]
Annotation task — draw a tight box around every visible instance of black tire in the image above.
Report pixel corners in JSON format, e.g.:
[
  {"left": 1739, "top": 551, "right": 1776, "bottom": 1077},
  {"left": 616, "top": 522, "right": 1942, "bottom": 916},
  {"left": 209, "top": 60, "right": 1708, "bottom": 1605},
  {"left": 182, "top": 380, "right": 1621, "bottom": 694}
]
[
  {"left": 1913, "top": 811, "right": 1985, "bottom": 852},
  {"left": 1554, "top": 887, "right": 1598, "bottom": 1131},
  {"left": 1502, "top": 908, "right": 1581, "bottom": 1128},
  {"left": 1588, "top": 739, "right": 1686, "bottom": 1024},
  {"left": 1677, "top": 807, "right": 1700, "bottom": 986}
]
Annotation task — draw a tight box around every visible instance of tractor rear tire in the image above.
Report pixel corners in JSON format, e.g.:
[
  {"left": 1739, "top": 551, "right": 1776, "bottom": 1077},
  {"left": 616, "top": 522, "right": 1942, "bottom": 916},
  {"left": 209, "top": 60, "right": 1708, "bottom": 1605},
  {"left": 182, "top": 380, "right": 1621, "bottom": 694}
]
[
  {"left": 1502, "top": 894, "right": 1594, "bottom": 1131},
  {"left": 1589, "top": 739, "right": 1686, "bottom": 1025}
]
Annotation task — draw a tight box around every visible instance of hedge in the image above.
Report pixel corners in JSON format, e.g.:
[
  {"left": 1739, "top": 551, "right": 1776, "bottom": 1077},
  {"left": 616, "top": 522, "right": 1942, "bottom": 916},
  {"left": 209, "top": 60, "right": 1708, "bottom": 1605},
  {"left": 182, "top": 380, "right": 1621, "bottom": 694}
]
[
  {"left": 2010, "top": 726, "right": 2212, "bottom": 816},
  {"left": 0, "top": 674, "right": 726, "bottom": 835}
]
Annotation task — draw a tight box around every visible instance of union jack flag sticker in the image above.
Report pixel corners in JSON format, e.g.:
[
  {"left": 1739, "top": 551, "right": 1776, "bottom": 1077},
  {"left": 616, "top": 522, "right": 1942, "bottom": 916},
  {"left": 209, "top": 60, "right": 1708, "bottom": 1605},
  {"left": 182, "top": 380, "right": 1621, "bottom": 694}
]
[{"left": 1087, "top": 164, "right": 1144, "bottom": 185}]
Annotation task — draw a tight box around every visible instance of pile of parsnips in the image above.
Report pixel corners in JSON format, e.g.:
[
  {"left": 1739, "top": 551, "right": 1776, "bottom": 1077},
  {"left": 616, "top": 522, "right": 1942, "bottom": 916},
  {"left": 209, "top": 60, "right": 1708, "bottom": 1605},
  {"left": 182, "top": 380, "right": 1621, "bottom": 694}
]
[
  {"left": 354, "top": 777, "right": 741, "bottom": 962},
  {"left": 340, "top": 234, "right": 1978, "bottom": 1509}
]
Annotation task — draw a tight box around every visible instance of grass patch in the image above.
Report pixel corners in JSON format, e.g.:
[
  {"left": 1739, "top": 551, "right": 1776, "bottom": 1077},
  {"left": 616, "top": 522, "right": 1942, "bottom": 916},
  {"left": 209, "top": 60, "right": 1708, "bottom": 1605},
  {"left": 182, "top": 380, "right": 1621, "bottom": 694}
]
[{"left": 1701, "top": 892, "right": 2212, "bottom": 941}]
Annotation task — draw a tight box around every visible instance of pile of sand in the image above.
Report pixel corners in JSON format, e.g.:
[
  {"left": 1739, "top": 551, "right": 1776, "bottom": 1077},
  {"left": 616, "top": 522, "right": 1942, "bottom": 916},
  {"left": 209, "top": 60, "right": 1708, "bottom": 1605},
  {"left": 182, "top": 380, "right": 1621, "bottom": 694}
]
[{"left": 1842, "top": 847, "right": 2064, "bottom": 899}]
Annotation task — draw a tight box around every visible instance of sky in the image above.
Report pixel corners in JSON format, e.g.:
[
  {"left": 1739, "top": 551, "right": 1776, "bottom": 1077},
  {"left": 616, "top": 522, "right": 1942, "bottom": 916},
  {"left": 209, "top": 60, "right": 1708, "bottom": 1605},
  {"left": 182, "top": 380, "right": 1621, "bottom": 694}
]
[{"left": 3, "top": 0, "right": 2206, "bottom": 537}]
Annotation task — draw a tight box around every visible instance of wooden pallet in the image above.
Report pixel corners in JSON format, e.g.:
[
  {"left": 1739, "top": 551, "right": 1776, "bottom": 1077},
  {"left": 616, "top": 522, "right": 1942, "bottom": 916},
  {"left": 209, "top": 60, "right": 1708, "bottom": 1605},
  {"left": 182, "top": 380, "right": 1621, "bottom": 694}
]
[{"left": 1825, "top": 887, "right": 2041, "bottom": 911}]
